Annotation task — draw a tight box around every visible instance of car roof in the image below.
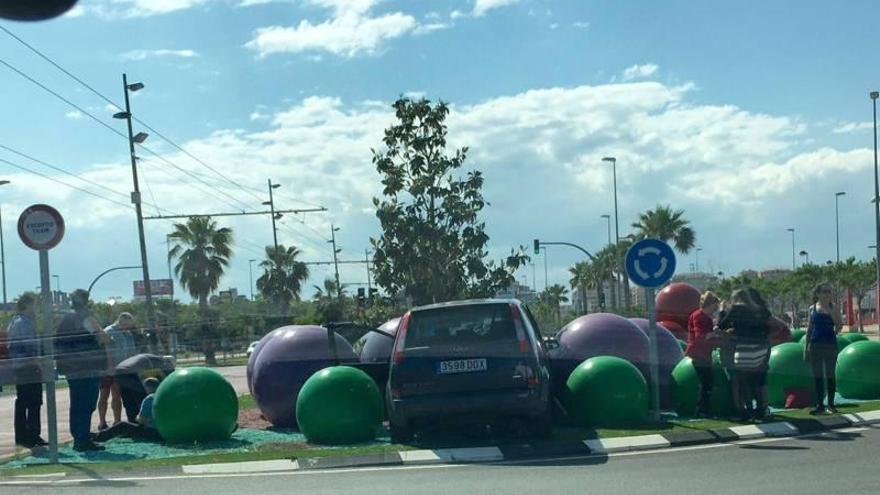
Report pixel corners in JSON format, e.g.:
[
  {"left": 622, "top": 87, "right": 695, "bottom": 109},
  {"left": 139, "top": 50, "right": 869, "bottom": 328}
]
[{"left": 411, "top": 298, "right": 521, "bottom": 312}]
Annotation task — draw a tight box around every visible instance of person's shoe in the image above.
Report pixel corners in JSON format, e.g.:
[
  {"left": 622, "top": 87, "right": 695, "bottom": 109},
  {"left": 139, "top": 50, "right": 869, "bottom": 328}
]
[
  {"left": 73, "top": 441, "right": 105, "bottom": 452},
  {"left": 30, "top": 436, "right": 48, "bottom": 447},
  {"left": 809, "top": 406, "right": 826, "bottom": 416},
  {"left": 98, "top": 423, "right": 109, "bottom": 431},
  {"left": 15, "top": 439, "right": 35, "bottom": 449},
  {"left": 827, "top": 405, "right": 839, "bottom": 414}
]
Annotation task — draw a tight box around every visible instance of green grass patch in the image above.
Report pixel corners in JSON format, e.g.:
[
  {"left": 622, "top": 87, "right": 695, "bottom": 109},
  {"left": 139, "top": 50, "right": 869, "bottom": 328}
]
[{"left": 238, "top": 393, "right": 256, "bottom": 410}]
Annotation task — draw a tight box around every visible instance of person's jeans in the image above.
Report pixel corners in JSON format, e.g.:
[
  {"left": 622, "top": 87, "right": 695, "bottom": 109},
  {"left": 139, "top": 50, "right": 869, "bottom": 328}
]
[
  {"left": 809, "top": 342, "right": 838, "bottom": 407},
  {"left": 68, "top": 377, "right": 100, "bottom": 444},
  {"left": 14, "top": 382, "right": 43, "bottom": 444},
  {"left": 693, "top": 359, "right": 713, "bottom": 414}
]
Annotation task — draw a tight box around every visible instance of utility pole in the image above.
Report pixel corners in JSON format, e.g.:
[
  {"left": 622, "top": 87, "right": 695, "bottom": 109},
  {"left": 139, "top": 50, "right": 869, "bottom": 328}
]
[
  {"left": 114, "top": 73, "right": 155, "bottom": 330},
  {"left": 329, "top": 224, "right": 341, "bottom": 300},
  {"left": 365, "top": 248, "right": 372, "bottom": 294},
  {"left": 540, "top": 246, "right": 548, "bottom": 291},
  {"left": 249, "top": 259, "right": 256, "bottom": 301},
  {"left": 265, "top": 179, "right": 280, "bottom": 251}
]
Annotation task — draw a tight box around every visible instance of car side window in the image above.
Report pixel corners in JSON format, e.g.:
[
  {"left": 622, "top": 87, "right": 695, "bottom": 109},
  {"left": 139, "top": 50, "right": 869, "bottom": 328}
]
[{"left": 522, "top": 305, "right": 543, "bottom": 340}]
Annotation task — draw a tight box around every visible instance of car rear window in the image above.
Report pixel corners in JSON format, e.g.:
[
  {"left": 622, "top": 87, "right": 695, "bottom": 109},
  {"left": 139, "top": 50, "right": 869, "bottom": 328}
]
[{"left": 406, "top": 304, "right": 516, "bottom": 349}]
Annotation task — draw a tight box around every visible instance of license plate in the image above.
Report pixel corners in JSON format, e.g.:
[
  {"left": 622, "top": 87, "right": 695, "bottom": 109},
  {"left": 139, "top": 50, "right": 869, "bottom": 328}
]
[{"left": 437, "top": 358, "right": 487, "bottom": 374}]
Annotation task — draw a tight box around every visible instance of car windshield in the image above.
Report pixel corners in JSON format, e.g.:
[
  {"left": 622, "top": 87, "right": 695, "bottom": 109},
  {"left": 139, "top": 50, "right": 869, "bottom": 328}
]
[{"left": 406, "top": 304, "right": 516, "bottom": 348}]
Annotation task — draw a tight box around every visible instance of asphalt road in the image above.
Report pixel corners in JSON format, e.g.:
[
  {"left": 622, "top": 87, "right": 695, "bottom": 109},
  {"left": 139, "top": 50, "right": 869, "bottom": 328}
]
[
  {"left": 0, "top": 366, "right": 248, "bottom": 459},
  {"left": 1, "top": 425, "right": 878, "bottom": 494}
]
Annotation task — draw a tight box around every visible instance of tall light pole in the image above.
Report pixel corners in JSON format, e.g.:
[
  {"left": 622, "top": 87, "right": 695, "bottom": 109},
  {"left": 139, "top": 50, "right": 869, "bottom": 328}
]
[
  {"left": 787, "top": 228, "right": 796, "bottom": 270},
  {"left": 529, "top": 262, "right": 536, "bottom": 291},
  {"left": 871, "top": 91, "right": 880, "bottom": 318},
  {"left": 695, "top": 247, "right": 703, "bottom": 273},
  {"left": 329, "top": 224, "right": 341, "bottom": 300},
  {"left": 0, "top": 179, "right": 9, "bottom": 305},
  {"left": 263, "top": 179, "right": 281, "bottom": 251},
  {"left": 52, "top": 274, "right": 60, "bottom": 293},
  {"left": 540, "top": 246, "right": 548, "bottom": 291},
  {"left": 113, "top": 74, "right": 155, "bottom": 330},
  {"left": 835, "top": 191, "right": 846, "bottom": 262},
  {"left": 600, "top": 214, "right": 611, "bottom": 246},
  {"left": 602, "top": 156, "right": 622, "bottom": 307},
  {"left": 248, "top": 259, "right": 256, "bottom": 301},
  {"left": 800, "top": 250, "right": 810, "bottom": 265}
]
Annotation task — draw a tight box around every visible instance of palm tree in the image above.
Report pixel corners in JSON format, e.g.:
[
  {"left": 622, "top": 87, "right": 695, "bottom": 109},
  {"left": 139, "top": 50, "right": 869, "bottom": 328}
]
[
  {"left": 257, "top": 244, "right": 310, "bottom": 315},
  {"left": 631, "top": 205, "right": 696, "bottom": 254},
  {"left": 168, "top": 217, "right": 233, "bottom": 308},
  {"left": 313, "top": 278, "right": 346, "bottom": 322},
  {"left": 542, "top": 284, "right": 569, "bottom": 324},
  {"left": 569, "top": 261, "right": 602, "bottom": 314},
  {"left": 168, "top": 216, "right": 233, "bottom": 364}
]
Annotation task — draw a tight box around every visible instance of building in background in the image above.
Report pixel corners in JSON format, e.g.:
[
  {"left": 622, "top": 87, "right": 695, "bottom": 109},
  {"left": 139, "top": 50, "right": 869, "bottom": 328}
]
[{"left": 495, "top": 281, "right": 537, "bottom": 304}]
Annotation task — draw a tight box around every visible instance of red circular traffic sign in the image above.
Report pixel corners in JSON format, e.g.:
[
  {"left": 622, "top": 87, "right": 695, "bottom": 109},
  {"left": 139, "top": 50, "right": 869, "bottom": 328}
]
[{"left": 17, "top": 204, "right": 65, "bottom": 251}]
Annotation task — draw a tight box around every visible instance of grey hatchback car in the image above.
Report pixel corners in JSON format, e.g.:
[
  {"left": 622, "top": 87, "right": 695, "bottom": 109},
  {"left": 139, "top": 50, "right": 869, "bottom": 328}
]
[{"left": 386, "top": 299, "right": 553, "bottom": 442}]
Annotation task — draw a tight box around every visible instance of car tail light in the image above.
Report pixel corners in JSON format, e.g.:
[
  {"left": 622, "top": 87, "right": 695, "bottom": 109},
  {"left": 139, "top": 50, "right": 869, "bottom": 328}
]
[
  {"left": 392, "top": 312, "right": 412, "bottom": 365},
  {"left": 509, "top": 304, "right": 532, "bottom": 354},
  {"left": 527, "top": 376, "right": 541, "bottom": 388}
]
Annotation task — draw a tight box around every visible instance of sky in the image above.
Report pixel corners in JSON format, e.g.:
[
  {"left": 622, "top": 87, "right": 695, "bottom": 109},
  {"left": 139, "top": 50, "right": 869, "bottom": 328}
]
[{"left": 0, "top": 0, "right": 879, "bottom": 304}]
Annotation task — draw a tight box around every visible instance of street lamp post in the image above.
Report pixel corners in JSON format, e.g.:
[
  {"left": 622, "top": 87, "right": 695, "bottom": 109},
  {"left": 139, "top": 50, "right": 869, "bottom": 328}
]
[
  {"left": 695, "top": 247, "right": 703, "bottom": 273},
  {"left": 329, "top": 225, "right": 341, "bottom": 300},
  {"left": 787, "top": 228, "right": 796, "bottom": 270},
  {"left": 248, "top": 258, "right": 256, "bottom": 301},
  {"left": 800, "top": 250, "right": 810, "bottom": 265},
  {"left": 835, "top": 192, "right": 846, "bottom": 262},
  {"left": 602, "top": 157, "right": 623, "bottom": 307},
  {"left": 540, "top": 246, "right": 548, "bottom": 291},
  {"left": 871, "top": 91, "right": 880, "bottom": 320},
  {"left": 0, "top": 179, "right": 9, "bottom": 305},
  {"left": 263, "top": 179, "right": 281, "bottom": 251},
  {"left": 52, "top": 274, "right": 59, "bottom": 293},
  {"left": 600, "top": 214, "right": 611, "bottom": 246},
  {"left": 113, "top": 74, "right": 155, "bottom": 331}
]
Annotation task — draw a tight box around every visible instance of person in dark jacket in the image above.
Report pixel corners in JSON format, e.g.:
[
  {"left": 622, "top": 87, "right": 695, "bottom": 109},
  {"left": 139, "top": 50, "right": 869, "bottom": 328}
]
[
  {"left": 686, "top": 291, "right": 720, "bottom": 416},
  {"left": 804, "top": 283, "right": 843, "bottom": 414},
  {"left": 7, "top": 293, "right": 46, "bottom": 448},
  {"left": 55, "top": 289, "right": 108, "bottom": 452},
  {"left": 717, "top": 288, "right": 771, "bottom": 420}
]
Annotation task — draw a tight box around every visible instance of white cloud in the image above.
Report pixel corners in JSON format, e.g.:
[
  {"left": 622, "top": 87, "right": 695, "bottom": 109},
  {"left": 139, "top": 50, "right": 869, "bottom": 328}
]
[
  {"left": 572, "top": 21, "right": 590, "bottom": 29},
  {"left": 245, "top": 0, "right": 419, "bottom": 57},
  {"left": 450, "top": 9, "right": 465, "bottom": 20},
  {"left": 74, "top": 0, "right": 211, "bottom": 19},
  {"left": 549, "top": 23, "right": 558, "bottom": 30},
  {"left": 622, "top": 63, "right": 659, "bottom": 81},
  {"left": 65, "top": 110, "right": 83, "bottom": 120},
  {"left": 833, "top": 121, "right": 873, "bottom": 134},
  {"left": 473, "top": 0, "right": 519, "bottom": 17},
  {"left": 120, "top": 49, "right": 200, "bottom": 61},
  {"left": 414, "top": 22, "right": 451, "bottom": 35}
]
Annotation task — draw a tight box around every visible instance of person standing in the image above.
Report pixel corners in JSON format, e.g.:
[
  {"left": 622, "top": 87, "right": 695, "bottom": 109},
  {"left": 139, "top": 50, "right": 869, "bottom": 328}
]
[
  {"left": 7, "top": 293, "right": 46, "bottom": 448},
  {"left": 55, "top": 289, "right": 108, "bottom": 452},
  {"left": 98, "top": 313, "right": 137, "bottom": 429},
  {"left": 804, "top": 283, "right": 843, "bottom": 414},
  {"left": 718, "top": 289, "right": 771, "bottom": 420},
  {"left": 686, "top": 291, "right": 721, "bottom": 416}
]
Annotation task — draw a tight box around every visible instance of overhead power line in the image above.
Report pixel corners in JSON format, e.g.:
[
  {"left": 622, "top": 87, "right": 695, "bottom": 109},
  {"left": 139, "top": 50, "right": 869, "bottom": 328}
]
[
  {"left": 0, "top": 24, "right": 264, "bottom": 205},
  {"left": 0, "top": 156, "right": 132, "bottom": 210}
]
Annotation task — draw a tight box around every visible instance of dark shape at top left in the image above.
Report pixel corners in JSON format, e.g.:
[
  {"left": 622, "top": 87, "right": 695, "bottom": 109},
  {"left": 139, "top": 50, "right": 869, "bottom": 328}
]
[{"left": 0, "top": 0, "right": 79, "bottom": 21}]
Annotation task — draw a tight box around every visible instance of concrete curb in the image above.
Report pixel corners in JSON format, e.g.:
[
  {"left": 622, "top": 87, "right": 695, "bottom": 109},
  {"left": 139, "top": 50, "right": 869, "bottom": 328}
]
[{"left": 181, "top": 411, "right": 880, "bottom": 475}]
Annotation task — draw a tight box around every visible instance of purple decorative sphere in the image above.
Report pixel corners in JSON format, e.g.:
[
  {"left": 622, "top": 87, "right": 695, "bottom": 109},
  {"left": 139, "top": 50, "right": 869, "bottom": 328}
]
[
  {"left": 251, "top": 325, "right": 357, "bottom": 427},
  {"left": 551, "top": 313, "right": 650, "bottom": 386},
  {"left": 247, "top": 328, "right": 284, "bottom": 396},
  {"left": 356, "top": 317, "right": 401, "bottom": 363},
  {"left": 629, "top": 318, "right": 686, "bottom": 408}
]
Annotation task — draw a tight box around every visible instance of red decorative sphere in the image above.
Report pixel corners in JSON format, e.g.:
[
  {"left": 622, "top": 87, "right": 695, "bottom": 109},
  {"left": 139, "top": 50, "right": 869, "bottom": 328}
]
[{"left": 655, "top": 282, "right": 701, "bottom": 328}]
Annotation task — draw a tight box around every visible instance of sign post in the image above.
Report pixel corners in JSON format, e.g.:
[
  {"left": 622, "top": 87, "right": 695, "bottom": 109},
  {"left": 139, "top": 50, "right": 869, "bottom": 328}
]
[
  {"left": 17, "top": 204, "right": 65, "bottom": 463},
  {"left": 625, "top": 238, "right": 676, "bottom": 422}
]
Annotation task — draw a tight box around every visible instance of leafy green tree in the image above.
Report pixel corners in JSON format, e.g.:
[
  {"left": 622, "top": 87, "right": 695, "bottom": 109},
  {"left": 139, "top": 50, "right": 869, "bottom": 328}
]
[
  {"left": 837, "top": 257, "right": 876, "bottom": 332},
  {"left": 168, "top": 216, "right": 233, "bottom": 364},
  {"left": 569, "top": 260, "right": 603, "bottom": 314},
  {"left": 540, "top": 284, "right": 569, "bottom": 325},
  {"left": 631, "top": 205, "right": 696, "bottom": 254},
  {"left": 370, "top": 97, "right": 528, "bottom": 305},
  {"left": 257, "top": 245, "right": 310, "bottom": 316},
  {"left": 312, "top": 278, "right": 346, "bottom": 323}
]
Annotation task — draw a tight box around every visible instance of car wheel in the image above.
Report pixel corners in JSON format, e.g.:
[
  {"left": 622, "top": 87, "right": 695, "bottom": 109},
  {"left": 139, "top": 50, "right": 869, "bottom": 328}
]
[{"left": 390, "top": 423, "right": 413, "bottom": 444}]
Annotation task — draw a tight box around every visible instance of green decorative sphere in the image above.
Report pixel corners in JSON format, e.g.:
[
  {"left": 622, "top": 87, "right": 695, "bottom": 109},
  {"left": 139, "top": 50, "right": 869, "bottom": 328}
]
[
  {"left": 153, "top": 367, "right": 238, "bottom": 443},
  {"left": 840, "top": 333, "right": 869, "bottom": 345},
  {"left": 670, "top": 351, "right": 735, "bottom": 417},
  {"left": 565, "top": 356, "right": 648, "bottom": 427},
  {"left": 836, "top": 340, "right": 880, "bottom": 399},
  {"left": 790, "top": 329, "right": 806, "bottom": 343},
  {"left": 296, "top": 366, "right": 382, "bottom": 444},
  {"left": 767, "top": 342, "right": 814, "bottom": 408}
]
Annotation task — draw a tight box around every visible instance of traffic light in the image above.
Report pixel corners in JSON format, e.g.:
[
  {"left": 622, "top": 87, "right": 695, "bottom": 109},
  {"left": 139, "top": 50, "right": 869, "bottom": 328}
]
[
  {"left": 598, "top": 291, "right": 606, "bottom": 310},
  {"left": 533, "top": 239, "right": 540, "bottom": 255},
  {"left": 357, "top": 288, "right": 366, "bottom": 308}
]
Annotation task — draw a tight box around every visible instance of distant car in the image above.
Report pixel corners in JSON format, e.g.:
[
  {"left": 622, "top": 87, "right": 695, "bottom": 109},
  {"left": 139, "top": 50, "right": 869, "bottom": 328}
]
[
  {"left": 246, "top": 341, "right": 260, "bottom": 358},
  {"left": 386, "top": 299, "right": 554, "bottom": 442}
]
